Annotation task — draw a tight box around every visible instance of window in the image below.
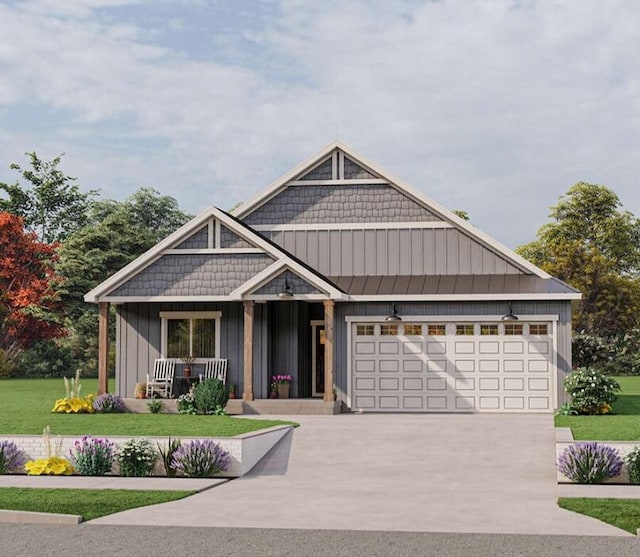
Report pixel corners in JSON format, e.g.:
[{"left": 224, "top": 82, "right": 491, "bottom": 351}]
[
  {"left": 403, "top": 324, "right": 422, "bottom": 336},
  {"left": 456, "top": 324, "right": 475, "bottom": 335},
  {"left": 480, "top": 324, "right": 498, "bottom": 336},
  {"left": 427, "top": 324, "right": 446, "bottom": 336},
  {"left": 356, "top": 324, "right": 374, "bottom": 336},
  {"left": 161, "top": 311, "right": 220, "bottom": 359},
  {"left": 529, "top": 323, "right": 548, "bottom": 335},
  {"left": 380, "top": 324, "right": 399, "bottom": 336},
  {"left": 504, "top": 323, "right": 523, "bottom": 335}
]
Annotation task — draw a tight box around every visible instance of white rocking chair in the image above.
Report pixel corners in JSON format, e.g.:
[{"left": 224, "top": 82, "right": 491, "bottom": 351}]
[
  {"left": 199, "top": 358, "right": 228, "bottom": 384},
  {"left": 146, "top": 359, "right": 176, "bottom": 398}
]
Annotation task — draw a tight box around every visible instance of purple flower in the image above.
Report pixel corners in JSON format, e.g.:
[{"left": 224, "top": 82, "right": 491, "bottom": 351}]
[
  {"left": 93, "top": 393, "right": 125, "bottom": 413},
  {"left": 557, "top": 442, "right": 623, "bottom": 484},
  {"left": 0, "top": 440, "right": 27, "bottom": 473},
  {"left": 171, "top": 439, "right": 230, "bottom": 477},
  {"left": 68, "top": 435, "right": 115, "bottom": 476}
]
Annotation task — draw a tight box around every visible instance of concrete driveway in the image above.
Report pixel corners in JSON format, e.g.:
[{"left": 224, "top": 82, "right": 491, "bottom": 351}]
[{"left": 91, "top": 414, "right": 629, "bottom": 536}]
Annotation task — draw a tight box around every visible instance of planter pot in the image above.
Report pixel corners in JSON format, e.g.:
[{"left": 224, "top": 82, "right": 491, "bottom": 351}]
[
  {"left": 183, "top": 367, "right": 191, "bottom": 379},
  {"left": 277, "top": 383, "right": 290, "bottom": 399},
  {"left": 228, "top": 391, "right": 236, "bottom": 399},
  {"left": 270, "top": 390, "right": 278, "bottom": 399},
  {"left": 134, "top": 383, "right": 146, "bottom": 399}
]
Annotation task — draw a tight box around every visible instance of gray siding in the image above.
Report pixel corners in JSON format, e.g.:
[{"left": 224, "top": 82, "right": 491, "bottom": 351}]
[
  {"left": 344, "top": 157, "right": 376, "bottom": 179},
  {"left": 109, "top": 254, "right": 274, "bottom": 297},
  {"left": 254, "top": 270, "right": 323, "bottom": 295},
  {"left": 243, "top": 184, "right": 441, "bottom": 225},
  {"left": 115, "top": 302, "right": 249, "bottom": 398},
  {"left": 332, "top": 301, "right": 573, "bottom": 409},
  {"left": 220, "top": 226, "right": 254, "bottom": 249},
  {"left": 175, "top": 226, "right": 209, "bottom": 249},
  {"left": 266, "top": 228, "right": 524, "bottom": 276},
  {"left": 299, "top": 158, "right": 333, "bottom": 180}
]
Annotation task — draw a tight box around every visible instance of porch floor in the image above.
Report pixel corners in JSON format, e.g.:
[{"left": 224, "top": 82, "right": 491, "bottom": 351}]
[{"left": 123, "top": 398, "right": 342, "bottom": 415}]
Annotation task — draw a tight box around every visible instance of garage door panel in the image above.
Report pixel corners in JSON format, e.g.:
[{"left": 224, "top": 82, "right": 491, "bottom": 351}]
[{"left": 351, "top": 321, "right": 554, "bottom": 413}]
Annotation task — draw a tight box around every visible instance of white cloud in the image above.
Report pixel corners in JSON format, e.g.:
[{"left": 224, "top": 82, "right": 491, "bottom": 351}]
[{"left": 0, "top": 0, "right": 639, "bottom": 247}]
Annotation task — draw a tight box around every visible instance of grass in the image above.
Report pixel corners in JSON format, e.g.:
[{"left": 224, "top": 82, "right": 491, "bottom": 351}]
[
  {"left": 0, "top": 378, "right": 296, "bottom": 436},
  {"left": 558, "top": 498, "right": 640, "bottom": 534},
  {"left": 0, "top": 487, "right": 194, "bottom": 521},
  {"left": 554, "top": 376, "right": 640, "bottom": 441}
]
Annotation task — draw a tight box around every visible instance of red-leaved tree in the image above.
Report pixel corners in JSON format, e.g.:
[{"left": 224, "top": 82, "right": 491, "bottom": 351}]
[{"left": 0, "top": 212, "right": 63, "bottom": 362}]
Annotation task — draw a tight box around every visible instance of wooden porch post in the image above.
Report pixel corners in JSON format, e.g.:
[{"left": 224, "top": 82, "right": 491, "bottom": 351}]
[
  {"left": 243, "top": 300, "right": 255, "bottom": 401},
  {"left": 323, "top": 299, "right": 335, "bottom": 402},
  {"left": 98, "top": 302, "right": 109, "bottom": 395}
]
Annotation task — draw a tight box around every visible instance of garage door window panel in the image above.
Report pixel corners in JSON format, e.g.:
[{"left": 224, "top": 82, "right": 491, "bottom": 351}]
[{"left": 456, "top": 324, "right": 475, "bottom": 335}]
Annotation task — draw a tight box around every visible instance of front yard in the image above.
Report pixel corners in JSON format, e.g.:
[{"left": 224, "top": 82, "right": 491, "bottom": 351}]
[
  {"left": 0, "top": 378, "right": 294, "bottom": 436},
  {"left": 554, "top": 376, "right": 640, "bottom": 440}
]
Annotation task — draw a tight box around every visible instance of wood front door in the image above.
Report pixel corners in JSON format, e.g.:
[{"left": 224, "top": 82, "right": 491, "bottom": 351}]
[{"left": 311, "top": 320, "right": 325, "bottom": 397}]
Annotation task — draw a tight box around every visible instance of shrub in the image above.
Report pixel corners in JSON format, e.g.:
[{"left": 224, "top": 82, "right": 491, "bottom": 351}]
[
  {"left": 0, "top": 440, "right": 27, "bottom": 473},
  {"left": 24, "top": 426, "right": 74, "bottom": 476},
  {"left": 171, "top": 439, "right": 230, "bottom": 477},
  {"left": 624, "top": 446, "right": 640, "bottom": 484},
  {"left": 158, "top": 438, "right": 182, "bottom": 477},
  {"left": 557, "top": 442, "right": 623, "bottom": 484},
  {"left": 192, "top": 378, "right": 229, "bottom": 415},
  {"left": 52, "top": 370, "right": 95, "bottom": 413},
  {"left": 116, "top": 439, "right": 157, "bottom": 477},
  {"left": 93, "top": 393, "right": 125, "bottom": 413},
  {"left": 147, "top": 399, "right": 163, "bottom": 414},
  {"left": 571, "top": 331, "right": 612, "bottom": 370},
  {"left": 564, "top": 367, "right": 620, "bottom": 415},
  {"left": 68, "top": 435, "right": 115, "bottom": 476},
  {"left": 177, "top": 393, "right": 196, "bottom": 414}
]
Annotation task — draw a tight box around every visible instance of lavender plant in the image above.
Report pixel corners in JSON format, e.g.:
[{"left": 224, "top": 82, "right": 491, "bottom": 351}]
[
  {"left": 171, "top": 439, "right": 230, "bottom": 477},
  {"left": 68, "top": 436, "right": 115, "bottom": 476},
  {"left": 93, "top": 393, "right": 125, "bottom": 414},
  {"left": 117, "top": 439, "right": 157, "bottom": 477},
  {"left": 557, "top": 442, "right": 623, "bottom": 484},
  {"left": 0, "top": 440, "right": 27, "bottom": 474}
]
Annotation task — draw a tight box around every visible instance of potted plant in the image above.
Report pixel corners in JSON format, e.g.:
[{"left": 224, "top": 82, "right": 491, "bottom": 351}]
[
  {"left": 134, "top": 382, "right": 146, "bottom": 399},
  {"left": 269, "top": 380, "right": 278, "bottom": 399},
  {"left": 228, "top": 384, "right": 237, "bottom": 399},
  {"left": 272, "top": 374, "right": 292, "bottom": 399},
  {"left": 181, "top": 356, "right": 196, "bottom": 378}
]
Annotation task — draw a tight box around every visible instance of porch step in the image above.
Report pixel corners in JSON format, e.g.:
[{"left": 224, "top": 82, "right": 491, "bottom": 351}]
[{"left": 123, "top": 398, "right": 341, "bottom": 415}]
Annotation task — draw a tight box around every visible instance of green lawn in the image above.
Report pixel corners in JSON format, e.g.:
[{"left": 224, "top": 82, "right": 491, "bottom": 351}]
[
  {"left": 558, "top": 498, "right": 640, "bottom": 534},
  {"left": 555, "top": 376, "right": 640, "bottom": 441},
  {"left": 0, "top": 487, "right": 194, "bottom": 521},
  {"left": 0, "top": 378, "right": 295, "bottom": 436}
]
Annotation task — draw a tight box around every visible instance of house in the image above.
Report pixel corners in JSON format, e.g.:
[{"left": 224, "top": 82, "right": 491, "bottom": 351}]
[{"left": 85, "top": 141, "right": 580, "bottom": 413}]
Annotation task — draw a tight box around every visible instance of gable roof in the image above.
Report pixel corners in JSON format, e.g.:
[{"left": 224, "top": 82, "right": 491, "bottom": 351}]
[
  {"left": 232, "top": 141, "right": 551, "bottom": 280},
  {"left": 84, "top": 206, "right": 346, "bottom": 303}
]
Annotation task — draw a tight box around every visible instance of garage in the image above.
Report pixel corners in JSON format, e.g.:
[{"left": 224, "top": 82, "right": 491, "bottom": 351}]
[{"left": 350, "top": 320, "right": 555, "bottom": 412}]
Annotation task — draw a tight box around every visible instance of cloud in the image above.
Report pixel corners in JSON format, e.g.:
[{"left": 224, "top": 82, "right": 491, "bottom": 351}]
[{"left": 0, "top": 0, "right": 638, "bottom": 247}]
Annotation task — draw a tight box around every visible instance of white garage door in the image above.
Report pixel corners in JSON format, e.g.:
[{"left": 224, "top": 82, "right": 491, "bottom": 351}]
[{"left": 351, "top": 321, "right": 554, "bottom": 412}]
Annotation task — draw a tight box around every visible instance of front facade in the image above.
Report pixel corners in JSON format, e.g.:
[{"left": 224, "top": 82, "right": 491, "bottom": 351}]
[{"left": 86, "top": 142, "right": 580, "bottom": 412}]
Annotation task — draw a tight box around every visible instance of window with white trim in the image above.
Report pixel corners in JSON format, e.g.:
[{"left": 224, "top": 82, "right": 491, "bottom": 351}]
[{"left": 160, "top": 311, "right": 221, "bottom": 360}]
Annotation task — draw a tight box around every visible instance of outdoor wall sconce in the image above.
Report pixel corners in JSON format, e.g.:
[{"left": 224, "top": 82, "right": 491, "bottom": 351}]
[
  {"left": 278, "top": 277, "right": 294, "bottom": 299},
  {"left": 384, "top": 304, "right": 402, "bottom": 322},
  {"left": 501, "top": 302, "right": 519, "bottom": 321}
]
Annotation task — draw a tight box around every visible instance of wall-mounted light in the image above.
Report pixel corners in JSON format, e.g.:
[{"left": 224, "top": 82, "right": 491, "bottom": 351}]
[
  {"left": 384, "top": 304, "right": 402, "bottom": 322},
  {"left": 278, "top": 277, "right": 294, "bottom": 299},
  {"left": 501, "top": 302, "right": 518, "bottom": 321}
]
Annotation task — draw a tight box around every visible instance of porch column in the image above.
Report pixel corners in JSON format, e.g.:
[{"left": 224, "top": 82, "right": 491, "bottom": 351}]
[
  {"left": 98, "top": 302, "right": 109, "bottom": 395},
  {"left": 243, "top": 300, "right": 255, "bottom": 401},
  {"left": 323, "top": 299, "right": 335, "bottom": 402}
]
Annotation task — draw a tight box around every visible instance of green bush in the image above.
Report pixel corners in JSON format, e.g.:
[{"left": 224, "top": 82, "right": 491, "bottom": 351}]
[
  {"left": 624, "top": 447, "right": 640, "bottom": 484},
  {"left": 116, "top": 439, "right": 157, "bottom": 477},
  {"left": 572, "top": 331, "right": 612, "bottom": 370},
  {"left": 192, "top": 379, "right": 229, "bottom": 415},
  {"left": 564, "top": 367, "right": 620, "bottom": 415}
]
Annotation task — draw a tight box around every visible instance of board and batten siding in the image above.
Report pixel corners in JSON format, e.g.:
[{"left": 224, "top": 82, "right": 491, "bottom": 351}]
[
  {"left": 265, "top": 228, "right": 524, "bottom": 277},
  {"left": 332, "top": 301, "right": 572, "bottom": 409},
  {"left": 115, "top": 302, "right": 270, "bottom": 399}
]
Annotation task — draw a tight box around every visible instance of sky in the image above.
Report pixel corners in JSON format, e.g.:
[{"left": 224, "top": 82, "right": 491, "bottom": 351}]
[{"left": 0, "top": 0, "right": 638, "bottom": 249}]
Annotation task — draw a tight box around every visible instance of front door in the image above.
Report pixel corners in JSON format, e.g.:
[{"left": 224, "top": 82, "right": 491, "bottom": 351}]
[{"left": 311, "top": 320, "right": 325, "bottom": 397}]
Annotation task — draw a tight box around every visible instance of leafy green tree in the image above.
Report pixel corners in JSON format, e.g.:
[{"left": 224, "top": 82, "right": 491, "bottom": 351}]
[
  {"left": 0, "top": 152, "right": 97, "bottom": 243},
  {"left": 517, "top": 182, "right": 640, "bottom": 337}
]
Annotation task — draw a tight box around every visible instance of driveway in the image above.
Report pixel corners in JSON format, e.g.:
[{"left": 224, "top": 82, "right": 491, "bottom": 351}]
[{"left": 91, "top": 414, "right": 629, "bottom": 536}]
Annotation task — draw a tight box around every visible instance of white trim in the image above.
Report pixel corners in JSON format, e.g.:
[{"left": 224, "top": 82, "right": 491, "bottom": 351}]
[
  {"left": 252, "top": 221, "right": 453, "bottom": 232},
  {"left": 311, "top": 320, "right": 325, "bottom": 398},
  {"left": 231, "top": 141, "right": 551, "bottom": 279},
  {"left": 100, "top": 296, "right": 240, "bottom": 303},
  {"left": 164, "top": 248, "right": 265, "bottom": 255},
  {"left": 347, "top": 293, "right": 581, "bottom": 301},
  {"left": 287, "top": 179, "right": 389, "bottom": 186},
  {"left": 207, "top": 220, "right": 214, "bottom": 249},
  {"left": 345, "top": 314, "right": 560, "bottom": 323},
  {"left": 245, "top": 294, "right": 331, "bottom": 301},
  {"left": 331, "top": 152, "right": 338, "bottom": 180},
  {"left": 338, "top": 150, "right": 344, "bottom": 179},
  {"left": 227, "top": 261, "right": 287, "bottom": 299},
  {"left": 215, "top": 219, "right": 221, "bottom": 249},
  {"left": 159, "top": 311, "right": 221, "bottom": 360}
]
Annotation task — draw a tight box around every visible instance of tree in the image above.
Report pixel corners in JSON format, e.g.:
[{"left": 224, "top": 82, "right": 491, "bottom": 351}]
[
  {"left": 0, "top": 152, "right": 96, "bottom": 243},
  {"left": 0, "top": 212, "right": 63, "bottom": 366},
  {"left": 517, "top": 182, "right": 640, "bottom": 337}
]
